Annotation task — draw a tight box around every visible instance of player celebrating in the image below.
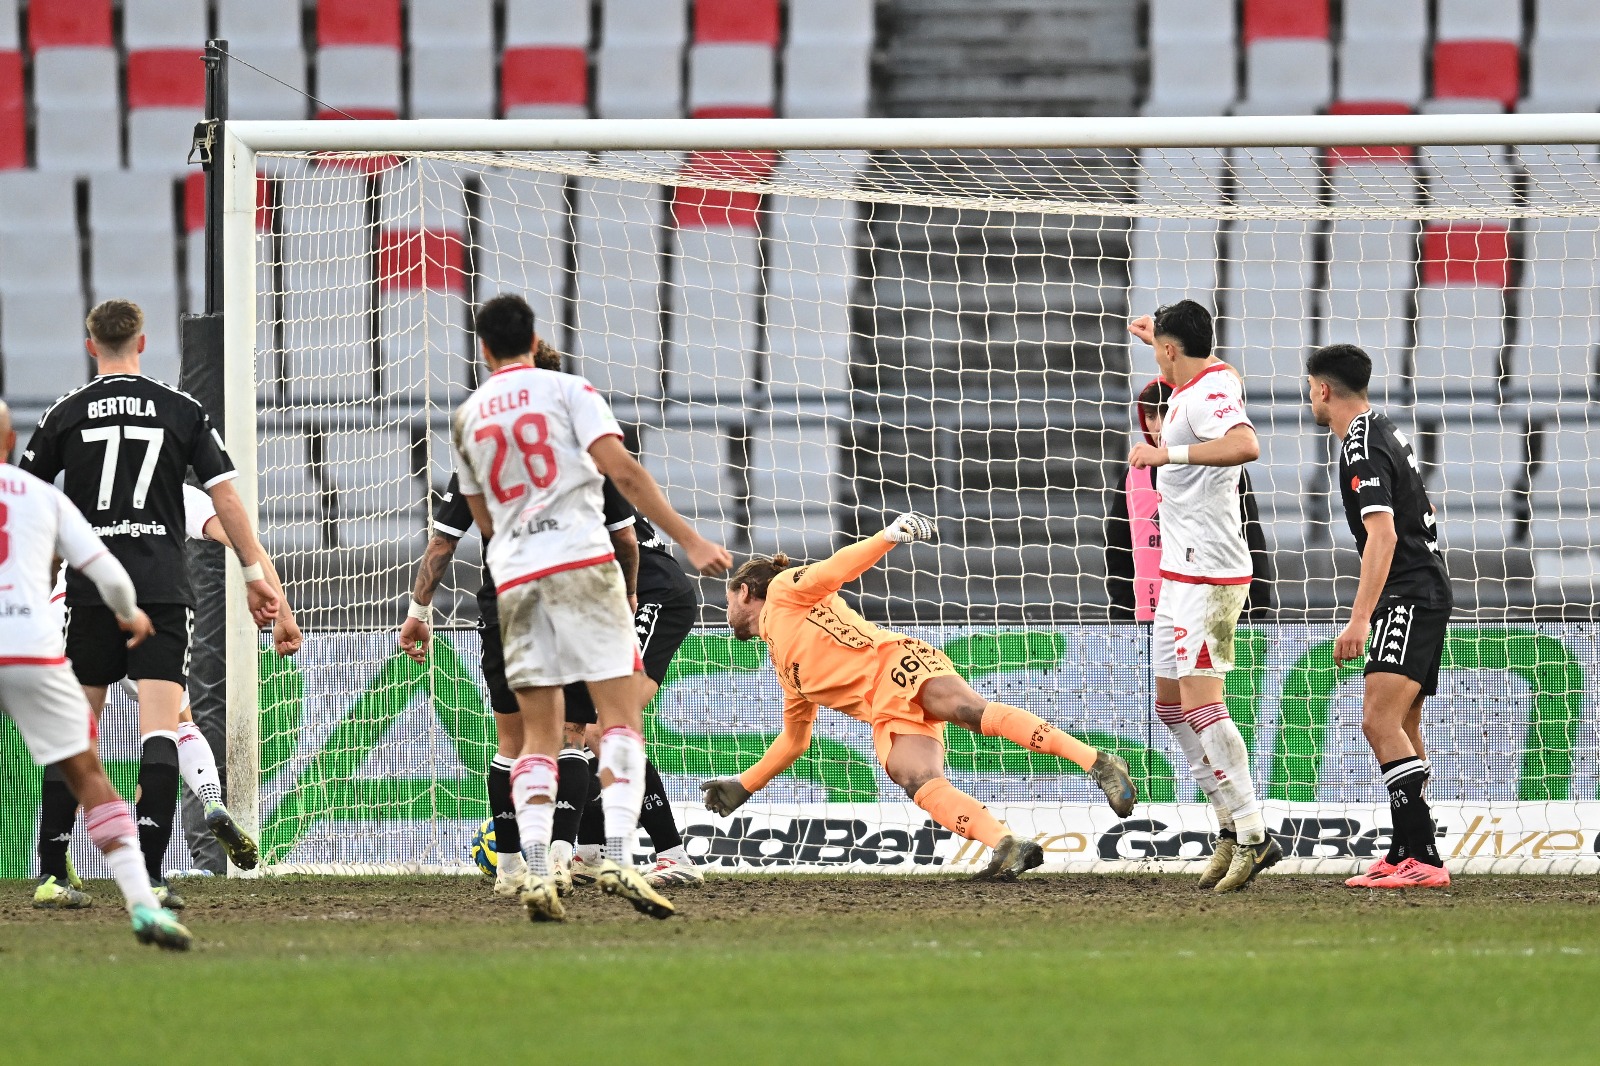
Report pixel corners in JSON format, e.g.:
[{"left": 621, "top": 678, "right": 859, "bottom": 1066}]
[
  {"left": 21, "top": 299, "right": 279, "bottom": 908},
  {"left": 451, "top": 294, "right": 730, "bottom": 922},
  {"left": 1128, "top": 301, "right": 1278, "bottom": 893},
  {"left": 1307, "top": 344, "right": 1452, "bottom": 889},
  {"left": 0, "top": 401, "right": 190, "bottom": 948},
  {"left": 702, "top": 518, "right": 1138, "bottom": 879}
]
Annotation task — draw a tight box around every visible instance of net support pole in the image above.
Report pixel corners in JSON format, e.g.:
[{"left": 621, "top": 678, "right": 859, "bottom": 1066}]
[{"left": 221, "top": 118, "right": 261, "bottom": 859}]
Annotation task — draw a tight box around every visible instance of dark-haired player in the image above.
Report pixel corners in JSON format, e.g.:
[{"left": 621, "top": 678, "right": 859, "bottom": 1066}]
[
  {"left": 1128, "top": 301, "right": 1279, "bottom": 892},
  {"left": 1307, "top": 343, "right": 1452, "bottom": 889},
  {"left": 21, "top": 299, "right": 279, "bottom": 908}
]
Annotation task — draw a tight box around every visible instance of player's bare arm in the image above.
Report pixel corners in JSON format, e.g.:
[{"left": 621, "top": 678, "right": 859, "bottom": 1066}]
[
  {"left": 611, "top": 521, "right": 640, "bottom": 613},
  {"left": 1334, "top": 510, "right": 1398, "bottom": 667},
  {"left": 465, "top": 492, "right": 495, "bottom": 541},
  {"left": 201, "top": 513, "right": 302, "bottom": 656},
  {"left": 399, "top": 531, "right": 460, "bottom": 662},
  {"left": 588, "top": 434, "right": 732, "bottom": 576},
  {"left": 206, "top": 479, "right": 281, "bottom": 627},
  {"left": 1130, "top": 422, "right": 1259, "bottom": 469}
]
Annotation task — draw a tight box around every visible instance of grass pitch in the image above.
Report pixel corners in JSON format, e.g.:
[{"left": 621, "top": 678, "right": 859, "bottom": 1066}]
[{"left": 2, "top": 874, "right": 1598, "bottom": 1064}]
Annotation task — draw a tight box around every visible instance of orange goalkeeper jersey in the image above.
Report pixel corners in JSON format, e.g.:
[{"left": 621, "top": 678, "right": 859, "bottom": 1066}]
[{"left": 758, "top": 534, "right": 904, "bottom": 728}]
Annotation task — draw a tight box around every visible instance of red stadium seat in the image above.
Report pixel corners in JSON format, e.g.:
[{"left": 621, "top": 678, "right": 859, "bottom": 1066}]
[
  {"left": 673, "top": 144, "right": 778, "bottom": 228},
  {"left": 27, "top": 0, "right": 112, "bottom": 49},
  {"left": 127, "top": 49, "right": 206, "bottom": 110},
  {"left": 0, "top": 51, "right": 23, "bottom": 169},
  {"left": 1433, "top": 41, "right": 1521, "bottom": 108},
  {"left": 1326, "top": 100, "right": 1415, "bottom": 166},
  {"left": 501, "top": 47, "right": 589, "bottom": 109},
  {"left": 695, "top": 0, "right": 780, "bottom": 45},
  {"left": 1421, "top": 222, "right": 1510, "bottom": 288},
  {"left": 1243, "top": 0, "right": 1328, "bottom": 42},
  {"left": 317, "top": 0, "right": 402, "bottom": 47},
  {"left": 377, "top": 227, "right": 467, "bottom": 292}
]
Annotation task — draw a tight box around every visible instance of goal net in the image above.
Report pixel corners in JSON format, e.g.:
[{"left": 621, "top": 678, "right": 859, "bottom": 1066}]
[{"left": 223, "top": 117, "right": 1600, "bottom": 876}]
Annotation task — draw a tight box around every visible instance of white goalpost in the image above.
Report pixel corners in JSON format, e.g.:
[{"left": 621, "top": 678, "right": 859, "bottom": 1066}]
[{"left": 223, "top": 114, "right": 1600, "bottom": 876}]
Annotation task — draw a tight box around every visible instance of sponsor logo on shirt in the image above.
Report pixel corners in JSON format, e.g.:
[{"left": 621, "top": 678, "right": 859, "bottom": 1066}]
[
  {"left": 509, "top": 515, "right": 560, "bottom": 537},
  {"left": 0, "top": 602, "right": 34, "bottom": 617},
  {"left": 1352, "top": 476, "right": 1380, "bottom": 491},
  {"left": 91, "top": 519, "right": 169, "bottom": 538}
]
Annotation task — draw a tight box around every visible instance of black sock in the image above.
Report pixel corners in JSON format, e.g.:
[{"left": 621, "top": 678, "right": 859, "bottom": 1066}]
[
  {"left": 137, "top": 735, "right": 181, "bottom": 882},
  {"left": 579, "top": 756, "right": 605, "bottom": 847},
  {"left": 487, "top": 755, "right": 520, "bottom": 855},
  {"left": 639, "top": 759, "right": 681, "bottom": 853},
  {"left": 552, "top": 748, "right": 591, "bottom": 847},
  {"left": 1382, "top": 757, "right": 1440, "bottom": 867},
  {"left": 37, "top": 768, "right": 77, "bottom": 881}
]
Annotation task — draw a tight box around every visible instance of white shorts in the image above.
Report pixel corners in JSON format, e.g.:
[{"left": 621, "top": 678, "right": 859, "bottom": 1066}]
[
  {"left": 0, "top": 661, "right": 94, "bottom": 765},
  {"left": 497, "top": 562, "right": 641, "bottom": 690},
  {"left": 1152, "top": 579, "right": 1249, "bottom": 680}
]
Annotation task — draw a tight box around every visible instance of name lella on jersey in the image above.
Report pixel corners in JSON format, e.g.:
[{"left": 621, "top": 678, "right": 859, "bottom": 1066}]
[
  {"left": 478, "top": 388, "right": 530, "bottom": 418},
  {"left": 87, "top": 396, "right": 158, "bottom": 419}
]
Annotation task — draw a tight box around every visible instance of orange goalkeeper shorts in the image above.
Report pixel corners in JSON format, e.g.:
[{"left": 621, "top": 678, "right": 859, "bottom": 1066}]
[{"left": 866, "top": 638, "right": 961, "bottom": 766}]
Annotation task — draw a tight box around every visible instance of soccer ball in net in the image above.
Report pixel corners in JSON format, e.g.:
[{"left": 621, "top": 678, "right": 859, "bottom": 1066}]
[{"left": 469, "top": 818, "right": 496, "bottom": 878}]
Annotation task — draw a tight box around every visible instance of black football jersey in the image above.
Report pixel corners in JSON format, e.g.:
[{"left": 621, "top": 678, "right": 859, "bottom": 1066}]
[
  {"left": 435, "top": 474, "right": 691, "bottom": 601},
  {"left": 1336, "top": 409, "right": 1451, "bottom": 604},
  {"left": 20, "top": 374, "right": 236, "bottom": 607}
]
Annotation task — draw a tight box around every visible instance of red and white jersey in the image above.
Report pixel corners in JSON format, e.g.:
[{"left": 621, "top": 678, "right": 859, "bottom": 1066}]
[
  {"left": 50, "top": 484, "right": 217, "bottom": 611},
  {"left": 1157, "top": 363, "right": 1254, "bottom": 585},
  {"left": 0, "top": 463, "right": 116, "bottom": 662},
  {"left": 451, "top": 363, "right": 623, "bottom": 594}
]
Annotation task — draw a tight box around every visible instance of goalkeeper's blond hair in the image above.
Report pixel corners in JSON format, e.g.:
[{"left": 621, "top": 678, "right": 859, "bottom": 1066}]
[{"left": 727, "top": 554, "right": 795, "bottom": 600}]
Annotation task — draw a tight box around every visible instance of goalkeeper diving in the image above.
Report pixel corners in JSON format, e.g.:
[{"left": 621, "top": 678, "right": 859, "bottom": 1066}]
[{"left": 703, "top": 515, "right": 1138, "bottom": 878}]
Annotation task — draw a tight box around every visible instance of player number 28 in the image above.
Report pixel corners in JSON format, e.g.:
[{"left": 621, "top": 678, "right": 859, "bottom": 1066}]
[{"left": 474, "top": 413, "right": 559, "bottom": 504}]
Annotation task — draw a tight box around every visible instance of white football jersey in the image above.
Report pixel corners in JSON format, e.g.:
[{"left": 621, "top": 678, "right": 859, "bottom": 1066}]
[
  {"left": 451, "top": 363, "right": 623, "bottom": 592},
  {"left": 0, "top": 463, "right": 117, "bottom": 661},
  {"left": 1157, "top": 362, "right": 1254, "bottom": 584}
]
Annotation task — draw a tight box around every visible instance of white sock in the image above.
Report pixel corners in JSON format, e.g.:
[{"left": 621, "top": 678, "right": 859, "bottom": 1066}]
[
  {"left": 658, "top": 844, "right": 690, "bottom": 864},
  {"left": 105, "top": 846, "right": 160, "bottom": 912},
  {"left": 549, "top": 839, "right": 573, "bottom": 867},
  {"left": 510, "top": 755, "right": 557, "bottom": 877},
  {"left": 599, "top": 727, "right": 647, "bottom": 867},
  {"left": 576, "top": 843, "right": 603, "bottom": 865},
  {"left": 1167, "top": 719, "right": 1236, "bottom": 833},
  {"left": 176, "top": 722, "right": 223, "bottom": 807},
  {"left": 1192, "top": 709, "right": 1264, "bottom": 844}
]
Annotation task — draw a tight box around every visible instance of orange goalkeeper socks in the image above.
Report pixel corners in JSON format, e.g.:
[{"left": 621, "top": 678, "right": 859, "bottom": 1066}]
[
  {"left": 980, "top": 703, "right": 1098, "bottom": 772},
  {"left": 913, "top": 778, "right": 1008, "bottom": 848}
]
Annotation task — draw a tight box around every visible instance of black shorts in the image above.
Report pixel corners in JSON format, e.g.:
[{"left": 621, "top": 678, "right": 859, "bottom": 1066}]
[
  {"left": 562, "top": 592, "right": 697, "bottom": 725},
  {"left": 65, "top": 603, "right": 193, "bottom": 687},
  {"left": 1364, "top": 598, "right": 1451, "bottom": 697},
  {"left": 476, "top": 591, "right": 518, "bottom": 717}
]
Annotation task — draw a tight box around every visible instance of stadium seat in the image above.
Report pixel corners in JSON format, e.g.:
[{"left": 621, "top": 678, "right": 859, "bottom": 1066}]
[
  {"left": 0, "top": 229, "right": 79, "bottom": 295},
  {"left": 1128, "top": 150, "right": 1225, "bottom": 348},
  {"left": 1147, "top": 0, "right": 1234, "bottom": 43},
  {"left": 1337, "top": 39, "right": 1426, "bottom": 105},
  {"left": 217, "top": 0, "right": 309, "bottom": 118},
  {"left": 1432, "top": 41, "right": 1522, "bottom": 109},
  {"left": 1524, "top": 40, "right": 1600, "bottom": 110},
  {"left": 1530, "top": 413, "right": 1600, "bottom": 510},
  {"left": 666, "top": 227, "right": 760, "bottom": 404},
  {"left": 218, "top": 0, "right": 301, "bottom": 46},
  {"left": 695, "top": 0, "right": 779, "bottom": 46},
  {"left": 317, "top": 47, "right": 402, "bottom": 118},
  {"left": 473, "top": 168, "right": 572, "bottom": 327},
  {"left": 1324, "top": 159, "right": 1419, "bottom": 399},
  {"left": 748, "top": 415, "right": 839, "bottom": 558},
  {"left": 782, "top": 41, "right": 872, "bottom": 118},
  {"left": 505, "top": 0, "right": 592, "bottom": 46},
  {"left": 408, "top": 0, "right": 495, "bottom": 118},
  {"left": 318, "top": 0, "right": 402, "bottom": 48},
  {"left": 1146, "top": 39, "right": 1235, "bottom": 113},
  {"left": 126, "top": 49, "right": 207, "bottom": 172},
  {"left": 31, "top": 45, "right": 115, "bottom": 108},
  {"left": 766, "top": 196, "right": 858, "bottom": 396},
  {"left": 1435, "top": 0, "right": 1523, "bottom": 41},
  {"left": 1242, "top": 0, "right": 1328, "bottom": 42},
  {"left": 601, "top": 0, "right": 689, "bottom": 48},
  {"left": 1432, "top": 421, "right": 1524, "bottom": 552},
  {"left": 0, "top": 50, "right": 22, "bottom": 170},
  {"left": 123, "top": 0, "right": 205, "bottom": 48},
  {"left": 1221, "top": 222, "right": 1314, "bottom": 390},
  {"left": 1247, "top": 415, "right": 1323, "bottom": 533},
  {"left": 321, "top": 425, "right": 424, "bottom": 520},
  {"left": 89, "top": 172, "right": 177, "bottom": 236},
  {"left": 1340, "top": 0, "right": 1427, "bottom": 42},
  {"left": 1535, "top": 0, "right": 1600, "bottom": 39},
  {"left": 0, "top": 171, "right": 76, "bottom": 233},
  {"left": 572, "top": 171, "right": 667, "bottom": 398},
  {"left": 27, "top": 0, "right": 112, "bottom": 50},
  {"left": 689, "top": 44, "right": 776, "bottom": 112},
  {"left": 1511, "top": 214, "right": 1600, "bottom": 398},
  {"left": 0, "top": 292, "right": 90, "bottom": 403},
  {"left": 1414, "top": 283, "right": 1507, "bottom": 399},
  {"left": 502, "top": 47, "right": 591, "bottom": 117},
  {"left": 408, "top": 0, "right": 492, "bottom": 45},
  {"left": 1243, "top": 39, "right": 1331, "bottom": 110},
  {"left": 1424, "top": 144, "right": 1516, "bottom": 212},
  {"left": 595, "top": 45, "right": 685, "bottom": 118},
  {"left": 638, "top": 424, "right": 734, "bottom": 541},
  {"left": 788, "top": 0, "right": 875, "bottom": 47}
]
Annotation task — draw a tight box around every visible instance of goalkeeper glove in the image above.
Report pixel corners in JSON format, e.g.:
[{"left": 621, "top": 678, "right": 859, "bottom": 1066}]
[
  {"left": 700, "top": 777, "right": 753, "bottom": 816},
  {"left": 883, "top": 512, "right": 936, "bottom": 544}
]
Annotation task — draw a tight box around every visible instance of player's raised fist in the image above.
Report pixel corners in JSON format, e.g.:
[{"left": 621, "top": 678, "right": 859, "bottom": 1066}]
[
  {"left": 245, "top": 577, "right": 280, "bottom": 628},
  {"left": 883, "top": 512, "right": 936, "bottom": 544},
  {"left": 685, "top": 534, "right": 733, "bottom": 577},
  {"left": 1129, "top": 442, "right": 1168, "bottom": 469},
  {"left": 398, "top": 616, "right": 431, "bottom": 663},
  {"left": 118, "top": 609, "right": 155, "bottom": 648},
  {"left": 1128, "top": 315, "right": 1156, "bottom": 347},
  {"left": 275, "top": 614, "right": 304, "bottom": 657},
  {"left": 700, "top": 777, "right": 753, "bottom": 816}
]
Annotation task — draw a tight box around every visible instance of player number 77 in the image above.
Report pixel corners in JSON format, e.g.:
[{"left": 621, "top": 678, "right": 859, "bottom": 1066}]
[{"left": 80, "top": 426, "right": 165, "bottom": 510}]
